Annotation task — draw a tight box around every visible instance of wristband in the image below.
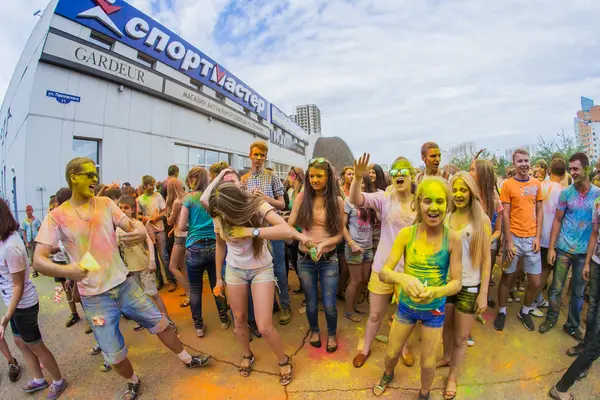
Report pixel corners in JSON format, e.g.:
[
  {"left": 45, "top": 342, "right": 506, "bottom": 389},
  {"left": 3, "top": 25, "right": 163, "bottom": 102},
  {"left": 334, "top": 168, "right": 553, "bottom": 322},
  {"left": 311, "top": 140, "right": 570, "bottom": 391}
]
[{"left": 348, "top": 240, "right": 355, "bottom": 246}]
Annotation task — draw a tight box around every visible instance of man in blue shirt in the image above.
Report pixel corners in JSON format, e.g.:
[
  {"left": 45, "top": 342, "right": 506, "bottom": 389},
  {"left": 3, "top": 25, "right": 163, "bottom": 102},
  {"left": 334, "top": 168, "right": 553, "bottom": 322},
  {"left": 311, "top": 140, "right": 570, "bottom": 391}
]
[
  {"left": 22, "top": 205, "right": 42, "bottom": 278},
  {"left": 540, "top": 152, "right": 600, "bottom": 339}
]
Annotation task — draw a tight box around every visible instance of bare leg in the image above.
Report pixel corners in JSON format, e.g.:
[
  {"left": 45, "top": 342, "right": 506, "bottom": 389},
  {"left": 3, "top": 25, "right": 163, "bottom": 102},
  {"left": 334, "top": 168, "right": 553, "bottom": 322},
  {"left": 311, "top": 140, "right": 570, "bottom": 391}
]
[
  {"left": 362, "top": 293, "right": 391, "bottom": 356},
  {"left": 228, "top": 284, "right": 252, "bottom": 367},
  {"left": 419, "top": 325, "right": 443, "bottom": 396},
  {"left": 61, "top": 282, "right": 78, "bottom": 315},
  {"left": 156, "top": 325, "right": 184, "bottom": 354},
  {"left": 438, "top": 304, "right": 455, "bottom": 366},
  {"left": 14, "top": 337, "right": 42, "bottom": 379},
  {"left": 498, "top": 272, "right": 516, "bottom": 309},
  {"left": 345, "top": 263, "right": 363, "bottom": 316},
  {"left": 26, "top": 341, "right": 62, "bottom": 381},
  {"left": 112, "top": 357, "right": 135, "bottom": 379},
  {"left": 447, "top": 311, "right": 476, "bottom": 383},
  {"left": 169, "top": 244, "right": 190, "bottom": 297},
  {"left": 384, "top": 319, "right": 415, "bottom": 375},
  {"left": 151, "top": 294, "right": 171, "bottom": 319},
  {"left": 0, "top": 336, "right": 15, "bottom": 363}
]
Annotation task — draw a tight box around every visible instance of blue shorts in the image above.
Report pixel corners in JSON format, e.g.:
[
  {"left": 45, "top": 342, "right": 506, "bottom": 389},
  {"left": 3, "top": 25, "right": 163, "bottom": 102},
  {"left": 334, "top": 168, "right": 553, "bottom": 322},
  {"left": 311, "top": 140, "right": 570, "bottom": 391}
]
[
  {"left": 394, "top": 301, "right": 446, "bottom": 328},
  {"left": 80, "top": 277, "right": 169, "bottom": 364}
]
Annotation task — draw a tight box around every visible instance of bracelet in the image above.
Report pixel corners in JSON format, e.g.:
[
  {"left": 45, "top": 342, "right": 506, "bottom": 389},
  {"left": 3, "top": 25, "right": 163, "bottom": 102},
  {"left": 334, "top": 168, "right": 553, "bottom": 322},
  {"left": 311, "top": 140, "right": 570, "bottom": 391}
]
[{"left": 347, "top": 240, "right": 355, "bottom": 246}]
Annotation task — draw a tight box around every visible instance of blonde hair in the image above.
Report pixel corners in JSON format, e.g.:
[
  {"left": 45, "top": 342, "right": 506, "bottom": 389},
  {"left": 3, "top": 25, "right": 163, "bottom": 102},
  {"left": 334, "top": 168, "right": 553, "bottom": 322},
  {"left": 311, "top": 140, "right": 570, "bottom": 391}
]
[
  {"left": 450, "top": 171, "right": 487, "bottom": 270},
  {"left": 414, "top": 177, "right": 450, "bottom": 224},
  {"left": 186, "top": 167, "right": 210, "bottom": 192},
  {"left": 208, "top": 182, "right": 267, "bottom": 258},
  {"left": 166, "top": 178, "right": 186, "bottom": 212},
  {"left": 473, "top": 159, "right": 497, "bottom": 220},
  {"left": 65, "top": 157, "right": 95, "bottom": 188}
]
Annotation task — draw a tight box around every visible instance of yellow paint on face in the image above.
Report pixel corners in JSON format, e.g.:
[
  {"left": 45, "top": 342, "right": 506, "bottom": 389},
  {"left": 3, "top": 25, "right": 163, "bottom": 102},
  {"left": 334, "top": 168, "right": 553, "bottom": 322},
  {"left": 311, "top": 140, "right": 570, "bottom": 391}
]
[
  {"left": 452, "top": 178, "right": 471, "bottom": 209},
  {"left": 390, "top": 161, "right": 413, "bottom": 192},
  {"left": 420, "top": 181, "right": 447, "bottom": 226},
  {"left": 309, "top": 167, "right": 327, "bottom": 191},
  {"left": 72, "top": 162, "right": 98, "bottom": 199}
]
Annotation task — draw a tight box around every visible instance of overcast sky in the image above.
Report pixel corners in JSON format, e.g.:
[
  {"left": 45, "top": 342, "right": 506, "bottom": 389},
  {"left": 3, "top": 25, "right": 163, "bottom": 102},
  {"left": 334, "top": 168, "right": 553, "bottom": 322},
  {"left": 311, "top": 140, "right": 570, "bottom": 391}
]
[{"left": 1, "top": 0, "right": 599, "bottom": 165}]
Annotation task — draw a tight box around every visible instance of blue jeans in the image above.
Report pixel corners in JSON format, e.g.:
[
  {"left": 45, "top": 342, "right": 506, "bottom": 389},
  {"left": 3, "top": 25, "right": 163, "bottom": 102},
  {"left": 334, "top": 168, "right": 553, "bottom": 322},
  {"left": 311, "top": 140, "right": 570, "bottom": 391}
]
[
  {"left": 81, "top": 277, "right": 168, "bottom": 364},
  {"left": 155, "top": 231, "right": 175, "bottom": 285},
  {"left": 186, "top": 242, "right": 228, "bottom": 329},
  {"left": 272, "top": 240, "right": 291, "bottom": 309},
  {"left": 546, "top": 249, "right": 586, "bottom": 329},
  {"left": 583, "top": 260, "right": 600, "bottom": 345},
  {"left": 297, "top": 253, "right": 339, "bottom": 336}
]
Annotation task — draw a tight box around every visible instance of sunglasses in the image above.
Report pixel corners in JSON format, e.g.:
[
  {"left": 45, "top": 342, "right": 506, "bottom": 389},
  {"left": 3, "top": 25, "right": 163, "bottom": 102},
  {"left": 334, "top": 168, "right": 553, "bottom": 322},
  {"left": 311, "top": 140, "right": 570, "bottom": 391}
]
[
  {"left": 308, "top": 157, "right": 327, "bottom": 166},
  {"left": 73, "top": 171, "right": 99, "bottom": 180},
  {"left": 389, "top": 169, "right": 411, "bottom": 177}
]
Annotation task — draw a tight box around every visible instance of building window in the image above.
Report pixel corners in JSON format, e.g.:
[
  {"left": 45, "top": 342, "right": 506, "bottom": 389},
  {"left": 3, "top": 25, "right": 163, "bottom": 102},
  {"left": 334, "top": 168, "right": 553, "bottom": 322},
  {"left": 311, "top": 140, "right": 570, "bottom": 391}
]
[
  {"left": 215, "top": 92, "right": 226, "bottom": 103},
  {"left": 136, "top": 52, "right": 155, "bottom": 68},
  {"left": 73, "top": 138, "right": 101, "bottom": 177},
  {"left": 89, "top": 31, "right": 114, "bottom": 50},
  {"left": 174, "top": 144, "right": 230, "bottom": 182}
]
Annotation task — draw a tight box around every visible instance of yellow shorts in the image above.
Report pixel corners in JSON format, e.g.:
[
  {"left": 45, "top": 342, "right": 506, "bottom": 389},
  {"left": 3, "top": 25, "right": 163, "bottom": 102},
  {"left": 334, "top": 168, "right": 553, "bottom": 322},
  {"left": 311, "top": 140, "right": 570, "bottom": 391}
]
[{"left": 367, "top": 270, "right": 395, "bottom": 295}]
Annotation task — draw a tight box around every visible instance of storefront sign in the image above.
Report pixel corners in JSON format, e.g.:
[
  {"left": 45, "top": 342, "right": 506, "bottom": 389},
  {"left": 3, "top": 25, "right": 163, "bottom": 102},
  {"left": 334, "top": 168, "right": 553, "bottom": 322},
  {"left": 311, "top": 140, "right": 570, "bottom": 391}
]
[
  {"left": 270, "top": 129, "right": 305, "bottom": 155},
  {"left": 54, "top": 0, "right": 270, "bottom": 120},
  {"left": 164, "top": 80, "right": 270, "bottom": 139},
  {"left": 46, "top": 90, "right": 80, "bottom": 104},
  {"left": 42, "top": 33, "right": 164, "bottom": 92}
]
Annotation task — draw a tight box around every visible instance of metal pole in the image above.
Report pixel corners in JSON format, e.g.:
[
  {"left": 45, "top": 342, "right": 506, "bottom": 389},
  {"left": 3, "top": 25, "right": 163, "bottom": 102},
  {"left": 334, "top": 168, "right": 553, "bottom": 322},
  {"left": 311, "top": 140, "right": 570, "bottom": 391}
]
[{"left": 12, "top": 176, "right": 18, "bottom": 225}]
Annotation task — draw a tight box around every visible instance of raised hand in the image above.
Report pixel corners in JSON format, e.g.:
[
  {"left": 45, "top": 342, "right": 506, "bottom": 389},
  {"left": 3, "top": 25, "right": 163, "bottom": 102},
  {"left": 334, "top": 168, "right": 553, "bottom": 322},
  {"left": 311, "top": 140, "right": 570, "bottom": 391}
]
[{"left": 354, "top": 153, "right": 370, "bottom": 178}]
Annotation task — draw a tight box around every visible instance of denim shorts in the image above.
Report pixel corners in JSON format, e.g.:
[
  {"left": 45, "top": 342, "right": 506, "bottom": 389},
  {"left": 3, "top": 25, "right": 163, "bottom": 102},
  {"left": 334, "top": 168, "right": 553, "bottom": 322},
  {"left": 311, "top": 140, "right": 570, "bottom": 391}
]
[
  {"left": 10, "top": 303, "right": 41, "bottom": 344},
  {"left": 394, "top": 301, "right": 446, "bottom": 328},
  {"left": 225, "top": 264, "right": 275, "bottom": 285},
  {"left": 80, "top": 277, "right": 169, "bottom": 364},
  {"left": 446, "top": 285, "right": 480, "bottom": 314},
  {"left": 344, "top": 246, "right": 374, "bottom": 265},
  {"left": 503, "top": 234, "right": 541, "bottom": 274}
]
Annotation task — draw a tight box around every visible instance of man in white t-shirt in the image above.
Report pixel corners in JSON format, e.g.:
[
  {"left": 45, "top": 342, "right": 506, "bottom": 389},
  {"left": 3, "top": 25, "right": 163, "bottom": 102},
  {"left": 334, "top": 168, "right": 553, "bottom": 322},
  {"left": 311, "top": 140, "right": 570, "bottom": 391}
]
[
  {"left": 34, "top": 158, "right": 210, "bottom": 400},
  {"left": 535, "top": 158, "right": 565, "bottom": 309}
]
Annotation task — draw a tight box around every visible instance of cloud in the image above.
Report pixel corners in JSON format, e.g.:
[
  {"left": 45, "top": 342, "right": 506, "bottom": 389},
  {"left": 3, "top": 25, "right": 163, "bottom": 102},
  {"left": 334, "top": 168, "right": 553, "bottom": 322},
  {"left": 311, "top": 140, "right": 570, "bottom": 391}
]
[{"left": 1, "top": 0, "right": 599, "bottom": 165}]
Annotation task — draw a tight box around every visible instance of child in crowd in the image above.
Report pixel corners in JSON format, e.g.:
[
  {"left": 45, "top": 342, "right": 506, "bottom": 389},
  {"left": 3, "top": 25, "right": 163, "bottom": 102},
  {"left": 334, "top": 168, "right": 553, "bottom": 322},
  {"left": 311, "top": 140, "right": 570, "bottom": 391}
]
[
  {"left": 21, "top": 205, "right": 41, "bottom": 278},
  {"left": 117, "top": 195, "right": 175, "bottom": 331}
]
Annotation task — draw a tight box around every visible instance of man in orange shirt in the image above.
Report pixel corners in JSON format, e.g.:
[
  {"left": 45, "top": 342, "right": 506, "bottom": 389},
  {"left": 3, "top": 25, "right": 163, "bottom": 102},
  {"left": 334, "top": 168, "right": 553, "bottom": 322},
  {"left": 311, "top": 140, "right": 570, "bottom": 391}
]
[{"left": 495, "top": 148, "right": 544, "bottom": 332}]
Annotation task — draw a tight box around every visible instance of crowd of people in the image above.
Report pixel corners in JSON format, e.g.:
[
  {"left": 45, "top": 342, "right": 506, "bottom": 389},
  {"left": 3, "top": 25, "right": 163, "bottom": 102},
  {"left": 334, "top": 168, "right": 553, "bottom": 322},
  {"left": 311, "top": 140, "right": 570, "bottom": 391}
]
[{"left": 0, "top": 139, "right": 597, "bottom": 399}]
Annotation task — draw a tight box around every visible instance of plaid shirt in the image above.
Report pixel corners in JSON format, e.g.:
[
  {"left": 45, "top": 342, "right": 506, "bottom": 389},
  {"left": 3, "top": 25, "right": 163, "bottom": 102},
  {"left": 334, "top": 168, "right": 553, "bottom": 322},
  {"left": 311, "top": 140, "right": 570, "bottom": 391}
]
[{"left": 241, "top": 169, "right": 285, "bottom": 200}]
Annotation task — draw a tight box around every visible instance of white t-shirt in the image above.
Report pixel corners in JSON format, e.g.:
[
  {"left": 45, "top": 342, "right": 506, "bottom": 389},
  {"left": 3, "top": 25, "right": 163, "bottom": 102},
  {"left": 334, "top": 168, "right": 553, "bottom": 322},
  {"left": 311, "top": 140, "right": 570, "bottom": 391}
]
[
  {"left": 540, "top": 181, "right": 563, "bottom": 249},
  {"left": 445, "top": 215, "right": 481, "bottom": 287},
  {"left": 137, "top": 192, "right": 166, "bottom": 231},
  {"left": 36, "top": 197, "right": 129, "bottom": 296},
  {"left": 0, "top": 232, "right": 39, "bottom": 308},
  {"left": 117, "top": 220, "right": 151, "bottom": 273}
]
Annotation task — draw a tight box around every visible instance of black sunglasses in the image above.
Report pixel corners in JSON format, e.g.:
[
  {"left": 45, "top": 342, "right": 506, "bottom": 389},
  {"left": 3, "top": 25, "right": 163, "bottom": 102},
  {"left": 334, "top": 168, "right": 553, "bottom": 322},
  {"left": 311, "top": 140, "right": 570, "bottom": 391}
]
[{"left": 74, "top": 172, "right": 99, "bottom": 180}]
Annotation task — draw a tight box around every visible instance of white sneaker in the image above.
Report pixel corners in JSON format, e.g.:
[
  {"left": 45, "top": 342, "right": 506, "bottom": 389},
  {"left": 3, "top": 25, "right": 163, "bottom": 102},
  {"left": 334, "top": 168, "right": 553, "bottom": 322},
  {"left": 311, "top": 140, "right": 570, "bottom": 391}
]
[
  {"left": 467, "top": 336, "right": 475, "bottom": 347},
  {"left": 535, "top": 299, "right": 549, "bottom": 308},
  {"left": 196, "top": 326, "right": 205, "bottom": 338},
  {"left": 530, "top": 305, "right": 544, "bottom": 318}
]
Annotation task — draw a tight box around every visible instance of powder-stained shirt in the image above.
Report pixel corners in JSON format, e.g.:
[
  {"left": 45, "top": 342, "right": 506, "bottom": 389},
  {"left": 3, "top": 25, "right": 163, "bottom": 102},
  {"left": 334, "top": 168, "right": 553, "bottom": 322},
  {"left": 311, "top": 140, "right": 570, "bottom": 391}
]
[
  {"left": 183, "top": 192, "right": 215, "bottom": 249},
  {"left": 540, "top": 181, "right": 563, "bottom": 248},
  {"left": 363, "top": 187, "right": 415, "bottom": 273},
  {"left": 36, "top": 197, "right": 128, "bottom": 296},
  {"left": 344, "top": 199, "right": 373, "bottom": 249},
  {"left": 137, "top": 192, "right": 166, "bottom": 232},
  {"left": 117, "top": 220, "right": 150, "bottom": 273},
  {"left": 214, "top": 202, "right": 274, "bottom": 270},
  {"left": 241, "top": 169, "right": 285, "bottom": 200},
  {"left": 556, "top": 184, "right": 600, "bottom": 255},
  {"left": 500, "top": 177, "right": 542, "bottom": 238},
  {"left": 0, "top": 232, "right": 38, "bottom": 308},
  {"left": 591, "top": 197, "right": 600, "bottom": 264},
  {"left": 21, "top": 218, "right": 41, "bottom": 243}
]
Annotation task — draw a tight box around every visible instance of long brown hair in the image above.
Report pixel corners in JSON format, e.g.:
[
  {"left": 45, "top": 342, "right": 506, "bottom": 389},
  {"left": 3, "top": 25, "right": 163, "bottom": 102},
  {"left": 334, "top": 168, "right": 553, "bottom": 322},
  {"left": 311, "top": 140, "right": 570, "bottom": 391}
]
[
  {"left": 207, "top": 182, "right": 267, "bottom": 258},
  {"left": 297, "top": 159, "right": 342, "bottom": 235},
  {"left": 289, "top": 167, "right": 304, "bottom": 198},
  {"left": 473, "top": 159, "right": 496, "bottom": 220},
  {"left": 0, "top": 199, "right": 19, "bottom": 242},
  {"left": 186, "top": 167, "right": 210, "bottom": 192},
  {"left": 166, "top": 178, "right": 186, "bottom": 212}
]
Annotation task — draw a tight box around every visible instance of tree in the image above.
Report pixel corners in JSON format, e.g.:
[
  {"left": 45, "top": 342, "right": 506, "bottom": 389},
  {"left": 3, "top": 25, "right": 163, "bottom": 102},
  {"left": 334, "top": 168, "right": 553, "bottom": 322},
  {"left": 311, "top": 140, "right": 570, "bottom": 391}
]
[
  {"left": 449, "top": 149, "right": 492, "bottom": 172},
  {"left": 532, "top": 131, "right": 585, "bottom": 166}
]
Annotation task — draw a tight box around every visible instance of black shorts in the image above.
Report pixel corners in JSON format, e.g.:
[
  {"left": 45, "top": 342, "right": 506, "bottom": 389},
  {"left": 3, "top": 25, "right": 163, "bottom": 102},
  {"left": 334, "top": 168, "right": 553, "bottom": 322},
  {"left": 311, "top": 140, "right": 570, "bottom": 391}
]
[
  {"left": 10, "top": 303, "right": 41, "bottom": 344},
  {"left": 53, "top": 261, "right": 67, "bottom": 282},
  {"left": 446, "top": 285, "right": 480, "bottom": 314}
]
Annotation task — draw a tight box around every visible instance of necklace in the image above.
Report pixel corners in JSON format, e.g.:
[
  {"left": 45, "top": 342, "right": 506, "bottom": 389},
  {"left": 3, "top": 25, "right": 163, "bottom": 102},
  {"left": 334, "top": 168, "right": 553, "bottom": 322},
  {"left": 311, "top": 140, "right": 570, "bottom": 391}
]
[{"left": 70, "top": 198, "right": 94, "bottom": 222}]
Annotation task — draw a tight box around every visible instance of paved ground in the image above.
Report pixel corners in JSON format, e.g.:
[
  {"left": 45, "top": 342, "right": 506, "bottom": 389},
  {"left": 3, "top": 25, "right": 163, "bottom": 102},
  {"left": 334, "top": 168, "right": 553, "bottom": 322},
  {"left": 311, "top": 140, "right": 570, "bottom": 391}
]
[{"left": 0, "top": 270, "right": 598, "bottom": 400}]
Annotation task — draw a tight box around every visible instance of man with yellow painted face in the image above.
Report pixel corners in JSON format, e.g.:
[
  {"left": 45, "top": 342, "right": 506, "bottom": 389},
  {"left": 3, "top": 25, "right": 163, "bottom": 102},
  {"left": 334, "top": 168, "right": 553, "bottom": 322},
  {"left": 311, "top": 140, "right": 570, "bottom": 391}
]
[
  {"left": 539, "top": 152, "right": 600, "bottom": 340},
  {"left": 33, "top": 157, "right": 211, "bottom": 400},
  {"left": 415, "top": 142, "right": 444, "bottom": 185}
]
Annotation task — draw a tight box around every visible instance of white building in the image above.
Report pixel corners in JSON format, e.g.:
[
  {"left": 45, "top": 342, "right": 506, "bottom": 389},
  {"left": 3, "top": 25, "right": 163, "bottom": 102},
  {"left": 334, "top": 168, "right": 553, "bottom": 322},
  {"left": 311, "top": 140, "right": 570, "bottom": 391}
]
[
  {"left": 447, "top": 141, "right": 476, "bottom": 160},
  {"left": 291, "top": 104, "right": 322, "bottom": 135},
  {"left": 505, "top": 144, "right": 537, "bottom": 161},
  {"left": 0, "top": 0, "right": 333, "bottom": 221}
]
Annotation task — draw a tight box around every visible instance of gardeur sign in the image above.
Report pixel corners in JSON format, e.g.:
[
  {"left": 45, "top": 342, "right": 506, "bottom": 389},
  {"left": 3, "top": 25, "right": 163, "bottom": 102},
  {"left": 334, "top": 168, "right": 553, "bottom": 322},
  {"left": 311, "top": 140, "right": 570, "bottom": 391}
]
[{"left": 54, "top": 0, "right": 269, "bottom": 120}]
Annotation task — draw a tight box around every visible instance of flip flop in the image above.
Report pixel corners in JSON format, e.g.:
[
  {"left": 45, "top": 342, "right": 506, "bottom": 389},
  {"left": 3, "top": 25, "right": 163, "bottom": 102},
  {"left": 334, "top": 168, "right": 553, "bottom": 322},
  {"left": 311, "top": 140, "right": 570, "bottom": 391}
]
[{"left": 443, "top": 378, "right": 457, "bottom": 400}]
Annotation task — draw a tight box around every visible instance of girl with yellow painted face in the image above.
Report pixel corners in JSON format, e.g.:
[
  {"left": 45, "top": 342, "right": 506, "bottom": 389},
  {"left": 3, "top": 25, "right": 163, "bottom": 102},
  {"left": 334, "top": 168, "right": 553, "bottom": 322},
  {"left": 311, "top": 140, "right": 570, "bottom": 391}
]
[
  {"left": 374, "top": 177, "right": 462, "bottom": 399},
  {"left": 438, "top": 172, "right": 492, "bottom": 400}
]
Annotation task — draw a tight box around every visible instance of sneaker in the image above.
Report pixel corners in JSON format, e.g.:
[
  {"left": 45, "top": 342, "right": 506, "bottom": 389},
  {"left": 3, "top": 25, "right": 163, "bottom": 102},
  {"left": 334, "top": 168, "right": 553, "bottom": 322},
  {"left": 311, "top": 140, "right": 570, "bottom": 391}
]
[
  {"left": 518, "top": 285, "right": 525, "bottom": 292},
  {"left": 187, "top": 354, "right": 211, "bottom": 368},
  {"left": 301, "top": 299, "right": 307, "bottom": 306},
  {"left": 487, "top": 296, "right": 496, "bottom": 308},
  {"left": 47, "top": 379, "right": 68, "bottom": 399},
  {"left": 249, "top": 321, "right": 262, "bottom": 338},
  {"left": 133, "top": 323, "right": 144, "bottom": 332},
  {"left": 279, "top": 308, "right": 292, "bottom": 325},
  {"left": 518, "top": 309, "right": 535, "bottom": 331},
  {"left": 32, "top": 271, "right": 39, "bottom": 278},
  {"left": 534, "top": 298, "right": 549, "bottom": 308},
  {"left": 507, "top": 297, "right": 513, "bottom": 304},
  {"left": 577, "top": 367, "right": 589, "bottom": 381},
  {"left": 467, "top": 336, "right": 475, "bottom": 347},
  {"left": 196, "top": 326, "right": 205, "bottom": 338},
  {"left": 291, "top": 288, "right": 303, "bottom": 295},
  {"left": 101, "top": 362, "right": 112, "bottom": 372},
  {"left": 8, "top": 358, "right": 21, "bottom": 382},
  {"left": 494, "top": 313, "right": 506, "bottom": 331},
  {"left": 539, "top": 321, "right": 555, "bottom": 334},
  {"left": 530, "top": 305, "right": 544, "bottom": 318},
  {"left": 567, "top": 342, "right": 585, "bottom": 357},
  {"left": 89, "top": 345, "right": 101, "bottom": 356},
  {"left": 220, "top": 318, "right": 231, "bottom": 330},
  {"left": 122, "top": 381, "right": 141, "bottom": 400},
  {"left": 22, "top": 379, "right": 49, "bottom": 393},
  {"left": 563, "top": 325, "right": 584, "bottom": 342},
  {"left": 167, "top": 283, "right": 177, "bottom": 292},
  {"left": 65, "top": 314, "right": 80, "bottom": 328},
  {"left": 510, "top": 292, "right": 521, "bottom": 303}
]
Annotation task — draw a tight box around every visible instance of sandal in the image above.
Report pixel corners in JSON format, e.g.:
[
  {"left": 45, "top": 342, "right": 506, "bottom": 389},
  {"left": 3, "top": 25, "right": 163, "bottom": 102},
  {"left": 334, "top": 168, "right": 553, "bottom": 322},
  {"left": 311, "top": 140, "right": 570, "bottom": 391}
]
[
  {"left": 353, "top": 352, "right": 369, "bottom": 368},
  {"left": 443, "top": 379, "right": 457, "bottom": 400},
  {"left": 373, "top": 372, "right": 393, "bottom": 396},
  {"left": 345, "top": 312, "right": 365, "bottom": 323},
  {"left": 278, "top": 355, "right": 293, "bottom": 386},
  {"left": 180, "top": 298, "right": 190, "bottom": 307},
  {"left": 239, "top": 353, "right": 255, "bottom": 377},
  {"left": 436, "top": 359, "right": 451, "bottom": 368},
  {"left": 549, "top": 386, "right": 574, "bottom": 400},
  {"left": 418, "top": 391, "right": 431, "bottom": 400}
]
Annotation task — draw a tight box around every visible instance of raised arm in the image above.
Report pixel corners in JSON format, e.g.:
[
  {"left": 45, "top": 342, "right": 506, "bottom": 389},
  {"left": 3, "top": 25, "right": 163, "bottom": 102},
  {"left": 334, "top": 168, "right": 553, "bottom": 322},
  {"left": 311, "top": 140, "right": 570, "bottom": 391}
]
[
  {"left": 349, "top": 153, "right": 370, "bottom": 207},
  {"left": 200, "top": 169, "right": 230, "bottom": 208}
]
